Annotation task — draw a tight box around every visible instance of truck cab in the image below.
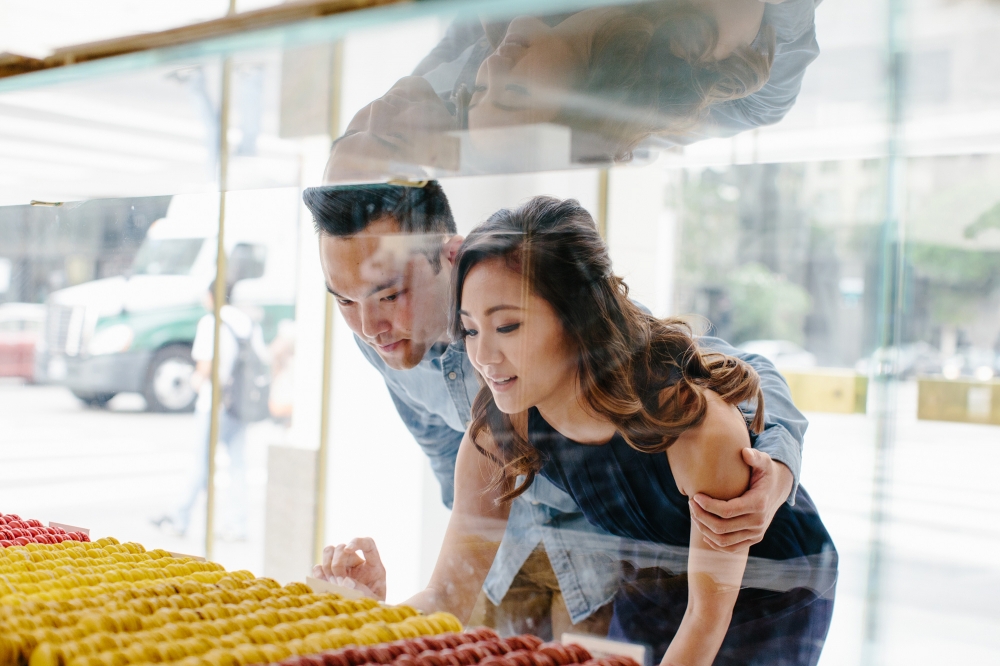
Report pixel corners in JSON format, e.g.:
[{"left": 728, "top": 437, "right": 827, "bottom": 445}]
[{"left": 35, "top": 190, "right": 298, "bottom": 411}]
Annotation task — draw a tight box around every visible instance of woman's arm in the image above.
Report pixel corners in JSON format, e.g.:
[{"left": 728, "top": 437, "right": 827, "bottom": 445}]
[
  {"left": 663, "top": 391, "right": 753, "bottom": 666},
  {"left": 404, "top": 428, "right": 513, "bottom": 621},
  {"left": 318, "top": 429, "right": 511, "bottom": 621}
]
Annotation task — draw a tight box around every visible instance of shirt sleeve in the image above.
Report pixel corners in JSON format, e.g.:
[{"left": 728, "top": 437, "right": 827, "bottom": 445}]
[
  {"left": 190, "top": 315, "right": 214, "bottom": 362},
  {"left": 699, "top": 336, "right": 807, "bottom": 505},
  {"left": 385, "top": 386, "right": 464, "bottom": 510}
]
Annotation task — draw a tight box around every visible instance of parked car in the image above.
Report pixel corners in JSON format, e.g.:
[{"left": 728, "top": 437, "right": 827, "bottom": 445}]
[
  {"left": 738, "top": 339, "right": 818, "bottom": 369},
  {"left": 942, "top": 347, "right": 998, "bottom": 381},
  {"left": 0, "top": 303, "right": 46, "bottom": 382}
]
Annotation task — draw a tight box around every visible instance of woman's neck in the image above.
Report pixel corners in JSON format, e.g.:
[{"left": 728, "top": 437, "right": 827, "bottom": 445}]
[{"left": 535, "top": 380, "right": 618, "bottom": 445}]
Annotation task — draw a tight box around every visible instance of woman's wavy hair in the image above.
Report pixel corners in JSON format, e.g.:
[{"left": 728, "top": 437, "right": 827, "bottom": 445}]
[
  {"left": 451, "top": 196, "right": 765, "bottom": 504},
  {"left": 561, "top": 2, "right": 776, "bottom": 161}
]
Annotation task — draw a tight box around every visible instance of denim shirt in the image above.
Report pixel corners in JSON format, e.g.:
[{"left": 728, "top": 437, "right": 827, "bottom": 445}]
[{"left": 355, "top": 334, "right": 808, "bottom": 623}]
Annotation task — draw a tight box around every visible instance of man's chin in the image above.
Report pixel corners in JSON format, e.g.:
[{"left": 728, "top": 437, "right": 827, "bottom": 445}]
[{"left": 376, "top": 341, "right": 423, "bottom": 370}]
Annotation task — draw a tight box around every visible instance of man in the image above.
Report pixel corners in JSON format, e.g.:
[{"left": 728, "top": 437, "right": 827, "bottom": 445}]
[{"left": 305, "top": 182, "right": 808, "bottom": 638}]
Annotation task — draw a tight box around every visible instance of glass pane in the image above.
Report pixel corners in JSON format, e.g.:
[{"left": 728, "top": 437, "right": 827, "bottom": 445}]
[{"left": 4, "top": 0, "right": 1000, "bottom": 665}]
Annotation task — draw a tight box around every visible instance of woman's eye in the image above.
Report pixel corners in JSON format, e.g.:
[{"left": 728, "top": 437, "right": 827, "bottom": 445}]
[
  {"left": 497, "top": 323, "right": 520, "bottom": 334},
  {"left": 461, "top": 328, "right": 478, "bottom": 338}
]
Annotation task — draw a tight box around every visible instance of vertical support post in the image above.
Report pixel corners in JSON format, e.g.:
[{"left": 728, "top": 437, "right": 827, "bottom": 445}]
[
  {"left": 861, "top": 0, "right": 908, "bottom": 662},
  {"left": 313, "top": 40, "right": 344, "bottom": 567},
  {"left": 206, "top": 55, "right": 233, "bottom": 562},
  {"left": 596, "top": 168, "right": 610, "bottom": 240}
]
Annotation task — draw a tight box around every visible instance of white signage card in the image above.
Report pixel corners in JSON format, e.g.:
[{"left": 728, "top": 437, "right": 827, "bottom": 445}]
[
  {"left": 561, "top": 633, "right": 647, "bottom": 666},
  {"left": 49, "top": 522, "right": 90, "bottom": 536}
]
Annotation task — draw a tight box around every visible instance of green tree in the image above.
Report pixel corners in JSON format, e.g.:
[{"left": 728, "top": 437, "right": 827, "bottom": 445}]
[{"left": 725, "top": 263, "right": 812, "bottom": 345}]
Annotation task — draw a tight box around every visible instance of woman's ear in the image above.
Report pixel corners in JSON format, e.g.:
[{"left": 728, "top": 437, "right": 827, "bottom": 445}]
[{"left": 442, "top": 235, "right": 465, "bottom": 267}]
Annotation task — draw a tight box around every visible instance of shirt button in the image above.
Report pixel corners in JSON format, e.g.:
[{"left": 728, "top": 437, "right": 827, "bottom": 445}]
[{"left": 448, "top": 372, "right": 457, "bottom": 380}]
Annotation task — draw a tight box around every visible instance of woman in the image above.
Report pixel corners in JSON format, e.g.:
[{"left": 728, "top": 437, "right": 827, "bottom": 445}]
[{"left": 319, "top": 197, "right": 836, "bottom": 665}]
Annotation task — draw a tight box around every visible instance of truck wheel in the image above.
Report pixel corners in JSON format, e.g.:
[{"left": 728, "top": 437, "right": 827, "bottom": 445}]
[
  {"left": 72, "top": 390, "right": 116, "bottom": 408},
  {"left": 144, "top": 344, "right": 196, "bottom": 413}
]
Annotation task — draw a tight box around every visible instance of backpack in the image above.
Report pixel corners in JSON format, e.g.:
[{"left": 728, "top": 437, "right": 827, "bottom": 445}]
[{"left": 223, "top": 320, "right": 271, "bottom": 422}]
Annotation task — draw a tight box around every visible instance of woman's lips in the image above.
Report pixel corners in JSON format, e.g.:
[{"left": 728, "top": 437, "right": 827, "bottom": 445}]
[{"left": 487, "top": 376, "right": 518, "bottom": 393}]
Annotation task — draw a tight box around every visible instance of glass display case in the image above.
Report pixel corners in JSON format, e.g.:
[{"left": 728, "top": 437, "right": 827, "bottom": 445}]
[{"left": 2, "top": 1, "right": 999, "bottom": 665}]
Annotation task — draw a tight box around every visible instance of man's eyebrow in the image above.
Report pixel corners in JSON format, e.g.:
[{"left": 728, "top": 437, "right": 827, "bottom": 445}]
[
  {"left": 366, "top": 277, "right": 402, "bottom": 298},
  {"left": 326, "top": 278, "right": 403, "bottom": 299},
  {"left": 371, "top": 134, "right": 401, "bottom": 153}
]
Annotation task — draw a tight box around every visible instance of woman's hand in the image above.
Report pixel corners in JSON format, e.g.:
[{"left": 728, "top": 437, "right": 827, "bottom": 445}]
[{"left": 312, "top": 537, "right": 387, "bottom": 601}]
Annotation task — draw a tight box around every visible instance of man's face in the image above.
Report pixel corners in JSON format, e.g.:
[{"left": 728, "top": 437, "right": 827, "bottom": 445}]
[
  {"left": 319, "top": 217, "right": 455, "bottom": 370},
  {"left": 324, "top": 76, "right": 457, "bottom": 183}
]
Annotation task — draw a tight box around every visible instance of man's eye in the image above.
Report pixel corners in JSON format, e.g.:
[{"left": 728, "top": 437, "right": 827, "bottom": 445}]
[
  {"left": 383, "top": 293, "right": 400, "bottom": 303},
  {"left": 337, "top": 299, "right": 353, "bottom": 306},
  {"left": 497, "top": 323, "right": 520, "bottom": 334}
]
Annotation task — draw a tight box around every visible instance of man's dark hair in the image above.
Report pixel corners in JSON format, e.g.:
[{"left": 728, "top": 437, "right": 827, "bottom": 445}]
[{"left": 303, "top": 182, "right": 457, "bottom": 237}]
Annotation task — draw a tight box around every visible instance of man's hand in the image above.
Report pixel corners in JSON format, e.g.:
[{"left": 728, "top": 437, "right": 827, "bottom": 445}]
[
  {"left": 311, "top": 537, "right": 387, "bottom": 601},
  {"left": 688, "top": 448, "right": 793, "bottom": 553}
]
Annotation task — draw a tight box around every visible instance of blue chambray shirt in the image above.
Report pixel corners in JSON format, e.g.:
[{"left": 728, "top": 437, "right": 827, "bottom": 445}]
[{"left": 355, "top": 334, "right": 807, "bottom": 623}]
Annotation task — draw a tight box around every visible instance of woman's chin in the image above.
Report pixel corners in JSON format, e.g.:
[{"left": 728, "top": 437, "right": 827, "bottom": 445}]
[{"left": 492, "top": 393, "right": 525, "bottom": 415}]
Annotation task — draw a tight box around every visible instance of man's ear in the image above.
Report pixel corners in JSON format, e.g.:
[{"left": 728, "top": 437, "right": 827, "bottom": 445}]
[{"left": 442, "top": 235, "right": 465, "bottom": 267}]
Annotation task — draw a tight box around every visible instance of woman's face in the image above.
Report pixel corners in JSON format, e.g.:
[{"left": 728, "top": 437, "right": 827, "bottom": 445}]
[
  {"left": 468, "top": 11, "right": 608, "bottom": 130},
  {"left": 459, "top": 258, "right": 579, "bottom": 415}
]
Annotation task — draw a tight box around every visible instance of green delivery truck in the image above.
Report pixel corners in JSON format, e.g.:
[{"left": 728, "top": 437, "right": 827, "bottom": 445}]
[{"left": 35, "top": 189, "right": 299, "bottom": 411}]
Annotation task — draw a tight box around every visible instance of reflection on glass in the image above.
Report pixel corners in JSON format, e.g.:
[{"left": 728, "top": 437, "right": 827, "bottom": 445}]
[{"left": 325, "top": 0, "right": 819, "bottom": 182}]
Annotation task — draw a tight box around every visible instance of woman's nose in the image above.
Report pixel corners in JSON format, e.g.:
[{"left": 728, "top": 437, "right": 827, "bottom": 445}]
[{"left": 473, "top": 332, "right": 503, "bottom": 367}]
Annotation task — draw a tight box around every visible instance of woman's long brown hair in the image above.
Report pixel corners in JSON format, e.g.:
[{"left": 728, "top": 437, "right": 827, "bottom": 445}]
[{"left": 451, "top": 196, "right": 765, "bottom": 504}]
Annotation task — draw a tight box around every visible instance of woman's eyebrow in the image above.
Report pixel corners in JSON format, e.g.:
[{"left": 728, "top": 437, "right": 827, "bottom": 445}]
[
  {"left": 486, "top": 304, "right": 522, "bottom": 315},
  {"left": 457, "top": 304, "right": 522, "bottom": 316}
]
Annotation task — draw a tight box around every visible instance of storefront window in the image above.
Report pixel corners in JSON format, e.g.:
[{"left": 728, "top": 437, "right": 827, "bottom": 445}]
[{"left": 1, "top": 1, "right": 998, "bottom": 664}]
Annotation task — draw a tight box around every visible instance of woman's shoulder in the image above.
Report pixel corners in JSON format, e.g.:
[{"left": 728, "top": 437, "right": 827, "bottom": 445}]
[{"left": 665, "top": 390, "right": 751, "bottom": 500}]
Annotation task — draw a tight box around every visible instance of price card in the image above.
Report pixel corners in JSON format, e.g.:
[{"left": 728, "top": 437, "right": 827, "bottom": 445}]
[
  {"left": 562, "top": 633, "right": 648, "bottom": 666},
  {"left": 49, "top": 522, "right": 89, "bottom": 536},
  {"left": 168, "top": 552, "right": 207, "bottom": 562}
]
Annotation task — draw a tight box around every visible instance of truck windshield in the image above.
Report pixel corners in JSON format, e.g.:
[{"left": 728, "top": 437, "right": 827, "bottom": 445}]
[{"left": 132, "top": 238, "right": 204, "bottom": 275}]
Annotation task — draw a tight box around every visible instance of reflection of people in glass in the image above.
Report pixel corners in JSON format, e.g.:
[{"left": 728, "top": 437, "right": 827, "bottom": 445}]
[
  {"left": 306, "top": 184, "right": 828, "bottom": 657},
  {"left": 324, "top": 76, "right": 457, "bottom": 183},
  {"left": 325, "top": 0, "right": 820, "bottom": 179}
]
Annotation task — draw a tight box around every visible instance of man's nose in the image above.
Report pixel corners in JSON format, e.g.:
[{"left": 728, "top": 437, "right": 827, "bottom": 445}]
[{"left": 360, "top": 301, "right": 391, "bottom": 339}]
